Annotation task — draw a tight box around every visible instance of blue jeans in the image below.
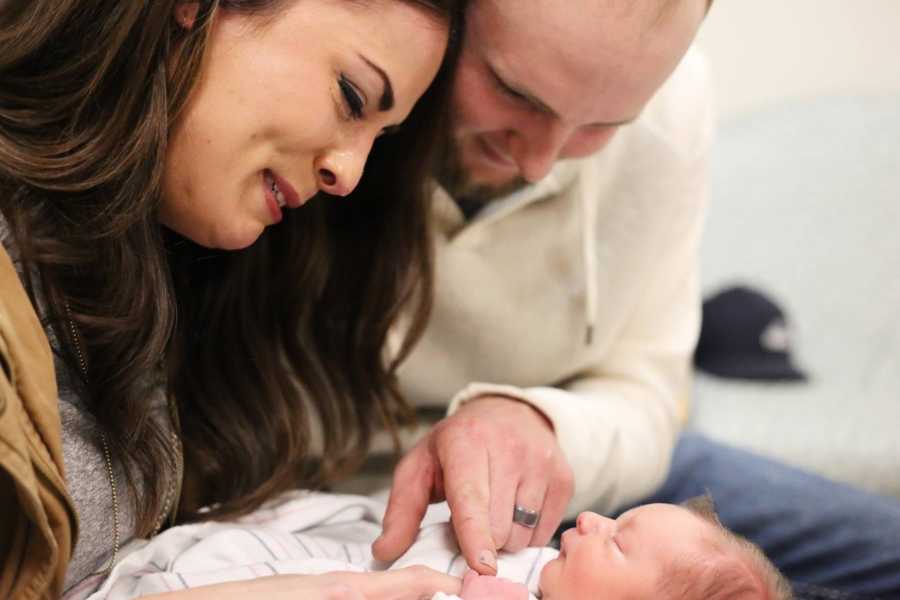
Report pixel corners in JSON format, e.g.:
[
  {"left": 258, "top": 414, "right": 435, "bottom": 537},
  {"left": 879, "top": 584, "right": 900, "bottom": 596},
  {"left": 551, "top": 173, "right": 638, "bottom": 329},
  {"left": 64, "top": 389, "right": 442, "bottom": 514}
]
[{"left": 631, "top": 432, "right": 900, "bottom": 599}]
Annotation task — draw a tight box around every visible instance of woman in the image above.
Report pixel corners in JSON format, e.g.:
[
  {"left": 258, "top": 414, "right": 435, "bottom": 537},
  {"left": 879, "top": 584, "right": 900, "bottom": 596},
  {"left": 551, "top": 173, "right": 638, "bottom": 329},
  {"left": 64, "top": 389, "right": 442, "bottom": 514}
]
[{"left": 0, "top": 0, "right": 464, "bottom": 597}]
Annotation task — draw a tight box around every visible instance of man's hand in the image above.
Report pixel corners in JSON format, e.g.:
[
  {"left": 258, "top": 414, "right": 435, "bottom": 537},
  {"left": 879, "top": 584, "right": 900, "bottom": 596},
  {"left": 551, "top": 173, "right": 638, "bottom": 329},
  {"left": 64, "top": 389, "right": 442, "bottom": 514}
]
[
  {"left": 372, "top": 396, "right": 574, "bottom": 574},
  {"left": 459, "top": 570, "right": 529, "bottom": 600}
]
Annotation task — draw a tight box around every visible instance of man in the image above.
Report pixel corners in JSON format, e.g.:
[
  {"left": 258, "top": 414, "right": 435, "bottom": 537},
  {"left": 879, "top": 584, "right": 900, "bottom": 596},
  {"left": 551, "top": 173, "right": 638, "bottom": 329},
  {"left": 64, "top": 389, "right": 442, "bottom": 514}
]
[{"left": 364, "top": 0, "right": 900, "bottom": 596}]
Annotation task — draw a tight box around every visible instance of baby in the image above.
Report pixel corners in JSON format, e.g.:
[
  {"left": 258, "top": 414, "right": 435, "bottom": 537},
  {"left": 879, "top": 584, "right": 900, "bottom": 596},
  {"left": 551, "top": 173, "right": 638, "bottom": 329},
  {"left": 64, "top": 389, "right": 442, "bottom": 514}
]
[
  {"left": 80, "top": 493, "right": 791, "bottom": 600},
  {"left": 455, "top": 496, "right": 794, "bottom": 600}
]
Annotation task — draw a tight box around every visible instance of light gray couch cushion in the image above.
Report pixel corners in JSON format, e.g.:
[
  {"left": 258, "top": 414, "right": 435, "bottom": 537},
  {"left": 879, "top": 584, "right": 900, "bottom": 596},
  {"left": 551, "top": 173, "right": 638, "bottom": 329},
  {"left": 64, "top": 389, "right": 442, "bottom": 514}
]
[{"left": 688, "top": 95, "right": 900, "bottom": 499}]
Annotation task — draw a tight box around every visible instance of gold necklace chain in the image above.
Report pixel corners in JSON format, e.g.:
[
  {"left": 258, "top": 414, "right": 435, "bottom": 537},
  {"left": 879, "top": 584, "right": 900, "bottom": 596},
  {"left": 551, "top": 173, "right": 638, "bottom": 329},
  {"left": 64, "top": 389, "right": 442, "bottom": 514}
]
[
  {"left": 156, "top": 397, "right": 183, "bottom": 536},
  {"left": 63, "top": 303, "right": 119, "bottom": 574},
  {"left": 63, "top": 301, "right": 182, "bottom": 575}
]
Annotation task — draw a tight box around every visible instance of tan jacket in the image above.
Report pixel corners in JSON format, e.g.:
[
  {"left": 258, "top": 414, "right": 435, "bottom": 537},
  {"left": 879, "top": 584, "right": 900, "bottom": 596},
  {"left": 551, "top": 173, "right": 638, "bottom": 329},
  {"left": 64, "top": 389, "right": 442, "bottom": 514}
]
[{"left": 0, "top": 244, "right": 78, "bottom": 599}]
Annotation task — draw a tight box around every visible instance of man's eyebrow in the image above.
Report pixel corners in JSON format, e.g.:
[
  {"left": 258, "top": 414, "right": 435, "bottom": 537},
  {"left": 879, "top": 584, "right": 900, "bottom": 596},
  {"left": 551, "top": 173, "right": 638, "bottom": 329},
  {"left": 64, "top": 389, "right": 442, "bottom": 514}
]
[
  {"left": 489, "top": 63, "right": 558, "bottom": 117},
  {"left": 585, "top": 115, "right": 639, "bottom": 128},
  {"left": 359, "top": 54, "right": 394, "bottom": 112},
  {"left": 489, "top": 63, "right": 639, "bottom": 128}
]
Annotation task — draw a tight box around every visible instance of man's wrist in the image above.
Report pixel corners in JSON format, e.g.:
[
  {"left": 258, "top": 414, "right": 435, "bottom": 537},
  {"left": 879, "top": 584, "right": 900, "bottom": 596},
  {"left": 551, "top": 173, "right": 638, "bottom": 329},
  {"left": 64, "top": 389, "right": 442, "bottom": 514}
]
[{"left": 462, "top": 394, "right": 556, "bottom": 434}]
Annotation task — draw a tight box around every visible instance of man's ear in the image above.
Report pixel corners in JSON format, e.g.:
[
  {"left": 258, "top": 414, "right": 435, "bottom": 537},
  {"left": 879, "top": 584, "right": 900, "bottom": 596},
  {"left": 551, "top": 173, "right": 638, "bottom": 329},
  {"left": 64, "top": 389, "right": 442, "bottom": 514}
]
[{"left": 174, "top": 2, "right": 201, "bottom": 29}]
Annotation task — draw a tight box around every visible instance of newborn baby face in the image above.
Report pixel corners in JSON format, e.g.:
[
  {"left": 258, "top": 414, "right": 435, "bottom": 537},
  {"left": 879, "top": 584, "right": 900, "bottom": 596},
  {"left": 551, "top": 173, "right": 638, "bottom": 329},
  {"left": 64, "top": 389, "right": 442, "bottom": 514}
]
[{"left": 538, "top": 504, "right": 716, "bottom": 599}]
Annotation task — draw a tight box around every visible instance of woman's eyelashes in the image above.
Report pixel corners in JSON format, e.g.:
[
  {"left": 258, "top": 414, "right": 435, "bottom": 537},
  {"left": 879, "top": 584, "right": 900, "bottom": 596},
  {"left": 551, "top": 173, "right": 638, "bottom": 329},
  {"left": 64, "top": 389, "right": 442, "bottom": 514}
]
[{"left": 339, "top": 73, "right": 365, "bottom": 119}]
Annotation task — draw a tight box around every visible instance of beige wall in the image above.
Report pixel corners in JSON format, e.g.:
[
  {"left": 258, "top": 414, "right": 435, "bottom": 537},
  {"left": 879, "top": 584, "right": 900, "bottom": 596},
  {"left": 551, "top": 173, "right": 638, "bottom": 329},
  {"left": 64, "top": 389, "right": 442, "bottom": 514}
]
[{"left": 696, "top": 1, "right": 900, "bottom": 119}]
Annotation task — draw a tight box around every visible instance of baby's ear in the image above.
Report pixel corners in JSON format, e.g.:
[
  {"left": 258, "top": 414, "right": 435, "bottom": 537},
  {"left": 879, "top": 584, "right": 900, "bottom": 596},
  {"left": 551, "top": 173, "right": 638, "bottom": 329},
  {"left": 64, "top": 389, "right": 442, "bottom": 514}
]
[{"left": 174, "top": 2, "right": 200, "bottom": 29}]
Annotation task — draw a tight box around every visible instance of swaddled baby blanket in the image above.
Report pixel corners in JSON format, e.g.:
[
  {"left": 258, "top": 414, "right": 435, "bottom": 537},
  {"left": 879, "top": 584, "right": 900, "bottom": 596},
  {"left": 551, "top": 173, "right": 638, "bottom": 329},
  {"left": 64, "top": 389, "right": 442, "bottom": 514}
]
[{"left": 81, "top": 491, "right": 555, "bottom": 600}]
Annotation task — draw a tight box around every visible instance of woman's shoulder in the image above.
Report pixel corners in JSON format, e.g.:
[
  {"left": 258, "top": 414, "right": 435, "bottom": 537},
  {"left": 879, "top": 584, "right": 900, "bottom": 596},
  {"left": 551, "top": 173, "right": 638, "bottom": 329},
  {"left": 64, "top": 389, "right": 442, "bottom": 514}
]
[
  {"left": 0, "top": 207, "right": 58, "bottom": 410},
  {"left": 0, "top": 214, "right": 56, "bottom": 395},
  {"left": 0, "top": 212, "right": 28, "bottom": 305},
  {"left": 0, "top": 212, "right": 38, "bottom": 341},
  {"left": 0, "top": 210, "right": 15, "bottom": 260},
  {"left": 0, "top": 226, "right": 28, "bottom": 320},
  {"left": 0, "top": 211, "right": 57, "bottom": 343}
]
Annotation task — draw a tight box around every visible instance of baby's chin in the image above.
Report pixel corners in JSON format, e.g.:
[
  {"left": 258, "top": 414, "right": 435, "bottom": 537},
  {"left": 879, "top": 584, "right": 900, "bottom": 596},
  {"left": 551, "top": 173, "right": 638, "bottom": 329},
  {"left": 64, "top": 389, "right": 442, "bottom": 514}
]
[
  {"left": 535, "top": 554, "right": 593, "bottom": 600},
  {"left": 536, "top": 556, "right": 562, "bottom": 599}
]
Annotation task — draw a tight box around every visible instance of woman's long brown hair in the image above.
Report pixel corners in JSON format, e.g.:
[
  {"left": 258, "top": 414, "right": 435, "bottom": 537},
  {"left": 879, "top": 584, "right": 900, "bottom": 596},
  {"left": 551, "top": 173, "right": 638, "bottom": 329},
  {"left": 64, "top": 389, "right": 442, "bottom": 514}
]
[{"left": 0, "top": 0, "right": 463, "bottom": 534}]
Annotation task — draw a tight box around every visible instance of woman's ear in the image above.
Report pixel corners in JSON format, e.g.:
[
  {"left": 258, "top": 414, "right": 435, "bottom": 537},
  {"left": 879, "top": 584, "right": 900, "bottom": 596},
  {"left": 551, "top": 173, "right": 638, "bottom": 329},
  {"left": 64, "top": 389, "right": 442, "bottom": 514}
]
[{"left": 174, "top": 2, "right": 201, "bottom": 29}]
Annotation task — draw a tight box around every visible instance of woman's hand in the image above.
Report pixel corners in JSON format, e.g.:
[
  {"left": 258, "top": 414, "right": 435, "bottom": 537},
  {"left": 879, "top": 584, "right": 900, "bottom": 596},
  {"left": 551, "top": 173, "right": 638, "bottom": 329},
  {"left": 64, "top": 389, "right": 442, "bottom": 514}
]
[
  {"left": 307, "top": 567, "right": 463, "bottom": 600},
  {"left": 144, "top": 566, "right": 462, "bottom": 600},
  {"left": 459, "top": 570, "right": 529, "bottom": 600}
]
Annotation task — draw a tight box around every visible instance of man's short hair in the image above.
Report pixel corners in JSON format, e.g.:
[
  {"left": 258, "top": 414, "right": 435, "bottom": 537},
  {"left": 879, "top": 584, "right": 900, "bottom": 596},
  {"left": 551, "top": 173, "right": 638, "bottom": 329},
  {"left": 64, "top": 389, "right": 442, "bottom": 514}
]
[{"left": 655, "top": 496, "right": 794, "bottom": 600}]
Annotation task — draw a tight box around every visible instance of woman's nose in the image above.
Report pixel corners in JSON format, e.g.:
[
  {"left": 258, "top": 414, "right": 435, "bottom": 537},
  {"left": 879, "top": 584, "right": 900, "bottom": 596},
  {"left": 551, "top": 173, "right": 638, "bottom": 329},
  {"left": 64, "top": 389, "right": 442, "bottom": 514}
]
[
  {"left": 576, "top": 511, "right": 615, "bottom": 535},
  {"left": 315, "top": 146, "right": 369, "bottom": 197}
]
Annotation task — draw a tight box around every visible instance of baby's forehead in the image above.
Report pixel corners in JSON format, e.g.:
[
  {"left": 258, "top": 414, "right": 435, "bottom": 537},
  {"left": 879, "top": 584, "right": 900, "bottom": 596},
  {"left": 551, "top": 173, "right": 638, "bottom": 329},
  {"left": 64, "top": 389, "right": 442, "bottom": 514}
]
[
  {"left": 650, "top": 506, "right": 730, "bottom": 561},
  {"left": 679, "top": 507, "right": 729, "bottom": 544},
  {"left": 620, "top": 502, "right": 702, "bottom": 526}
]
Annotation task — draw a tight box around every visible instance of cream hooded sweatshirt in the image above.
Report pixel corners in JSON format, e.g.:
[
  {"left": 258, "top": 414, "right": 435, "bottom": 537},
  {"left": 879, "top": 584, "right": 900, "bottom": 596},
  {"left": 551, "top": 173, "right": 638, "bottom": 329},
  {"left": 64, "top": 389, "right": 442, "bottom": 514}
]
[{"left": 389, "top": 48, "right": 714, "bottom": 516}]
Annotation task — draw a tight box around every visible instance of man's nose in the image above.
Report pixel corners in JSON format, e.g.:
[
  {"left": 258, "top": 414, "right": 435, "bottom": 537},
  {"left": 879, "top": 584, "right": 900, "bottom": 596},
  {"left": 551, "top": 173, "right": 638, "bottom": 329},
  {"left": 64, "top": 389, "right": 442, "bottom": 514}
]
[
  {"left": 315, "top": 139, "right": 372, "bottom": 197},
  {"left": 509, "top": 119, "right": 570, "bottom": 183}
]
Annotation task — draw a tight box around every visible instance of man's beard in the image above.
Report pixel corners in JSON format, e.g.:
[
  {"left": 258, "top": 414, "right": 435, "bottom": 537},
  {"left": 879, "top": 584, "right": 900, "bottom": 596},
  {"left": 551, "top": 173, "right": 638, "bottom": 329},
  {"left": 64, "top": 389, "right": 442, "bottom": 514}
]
[{"left": 435, "top": 136, "right": 529, "bottom": 203}]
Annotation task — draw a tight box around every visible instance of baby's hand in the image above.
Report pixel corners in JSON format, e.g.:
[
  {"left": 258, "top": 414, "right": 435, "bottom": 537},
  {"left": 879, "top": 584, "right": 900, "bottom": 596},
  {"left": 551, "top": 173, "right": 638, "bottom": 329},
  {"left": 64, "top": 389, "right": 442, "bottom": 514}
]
[{"left": 459, "top": 570, "right": 529, "bottom": 600}]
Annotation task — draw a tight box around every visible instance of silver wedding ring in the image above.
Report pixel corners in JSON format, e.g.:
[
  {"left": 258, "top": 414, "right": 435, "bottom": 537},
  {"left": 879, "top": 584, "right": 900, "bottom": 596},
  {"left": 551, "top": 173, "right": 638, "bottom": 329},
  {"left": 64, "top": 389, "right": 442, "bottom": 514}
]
[{"left": 512, "top": 505, "right": 540, "bottom": 529}]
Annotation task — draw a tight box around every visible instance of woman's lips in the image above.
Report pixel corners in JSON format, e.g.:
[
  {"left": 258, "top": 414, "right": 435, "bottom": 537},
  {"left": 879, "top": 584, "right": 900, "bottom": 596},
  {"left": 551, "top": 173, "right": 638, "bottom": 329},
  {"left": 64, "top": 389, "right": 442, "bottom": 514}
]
[
  {"left": 261, "top": 169, "right": 315, "bottom": 225},
  {"left": 269, "top": 169, "right": 303, "bottom": 208},
  {"left": 262, "top": 173, "right": 284, "bottom": 224}
]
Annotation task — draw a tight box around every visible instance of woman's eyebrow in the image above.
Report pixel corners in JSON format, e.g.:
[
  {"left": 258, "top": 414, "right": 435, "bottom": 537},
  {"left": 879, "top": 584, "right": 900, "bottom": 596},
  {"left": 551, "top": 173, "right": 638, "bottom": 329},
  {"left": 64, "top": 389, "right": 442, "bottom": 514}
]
[{"left": 358, "top": 54, "right": 395, "bottom": 111}]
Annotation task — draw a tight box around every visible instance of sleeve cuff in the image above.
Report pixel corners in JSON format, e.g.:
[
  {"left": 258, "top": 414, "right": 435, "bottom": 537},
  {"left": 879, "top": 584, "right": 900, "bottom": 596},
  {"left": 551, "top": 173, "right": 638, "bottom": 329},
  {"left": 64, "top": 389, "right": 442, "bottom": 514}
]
[{"left": 446, "top": 382, "right": 557, "bottom": 427}]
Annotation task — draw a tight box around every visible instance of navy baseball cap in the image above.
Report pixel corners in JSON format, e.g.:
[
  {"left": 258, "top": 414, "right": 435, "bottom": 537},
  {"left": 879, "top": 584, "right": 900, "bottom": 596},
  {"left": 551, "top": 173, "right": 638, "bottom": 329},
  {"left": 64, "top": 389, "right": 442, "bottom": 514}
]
[{"left": 694, "top": 286, "right": 808, "bottom": 382}]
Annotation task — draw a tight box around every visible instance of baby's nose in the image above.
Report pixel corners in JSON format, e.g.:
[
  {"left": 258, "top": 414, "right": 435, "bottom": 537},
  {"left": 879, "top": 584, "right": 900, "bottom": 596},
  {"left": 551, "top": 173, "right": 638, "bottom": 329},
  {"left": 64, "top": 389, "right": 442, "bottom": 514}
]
[{"left": 576, "top": 511, "right": 615, "bottom": 535}]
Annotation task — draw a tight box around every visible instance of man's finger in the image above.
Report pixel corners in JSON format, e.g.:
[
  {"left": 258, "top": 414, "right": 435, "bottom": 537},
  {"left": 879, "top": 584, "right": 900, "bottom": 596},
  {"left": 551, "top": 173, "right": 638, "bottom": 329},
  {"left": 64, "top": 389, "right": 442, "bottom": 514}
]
[
  {"left": 505, "top": 478, "right": 546, "bottom": 552},
  {"left": 486, "top": 451, "right": 518, "bottom": 550},
  {"left": 530, "top": 462, "right": 574, "bottom": 548},
  {"left": 371, "top": 445, "right": 434, "bottom": 562},
  {"left": 442, "top": 440, "right": 497, "bottom": 575}
]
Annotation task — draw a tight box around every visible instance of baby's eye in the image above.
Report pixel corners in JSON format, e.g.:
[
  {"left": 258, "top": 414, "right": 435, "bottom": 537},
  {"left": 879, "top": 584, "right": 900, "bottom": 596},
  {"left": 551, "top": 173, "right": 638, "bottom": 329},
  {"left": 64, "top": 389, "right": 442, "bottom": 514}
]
[{"left": 338, "top": 74, "right": 364, "bottom": 120}]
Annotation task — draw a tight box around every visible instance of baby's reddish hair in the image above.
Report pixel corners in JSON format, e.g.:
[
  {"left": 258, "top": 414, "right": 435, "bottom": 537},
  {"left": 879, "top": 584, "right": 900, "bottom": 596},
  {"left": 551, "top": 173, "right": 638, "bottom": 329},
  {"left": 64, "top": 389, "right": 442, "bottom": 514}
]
[{"left": 655, "top": 496, "right": 794, "bottom": 600}]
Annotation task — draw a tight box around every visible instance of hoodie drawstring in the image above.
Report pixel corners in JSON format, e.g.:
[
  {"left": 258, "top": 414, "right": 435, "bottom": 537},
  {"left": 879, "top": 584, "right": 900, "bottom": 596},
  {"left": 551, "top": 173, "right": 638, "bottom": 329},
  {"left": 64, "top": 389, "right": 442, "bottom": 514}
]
[{"left": 580, "top": 183, "right": 598, "bottom": 346}]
